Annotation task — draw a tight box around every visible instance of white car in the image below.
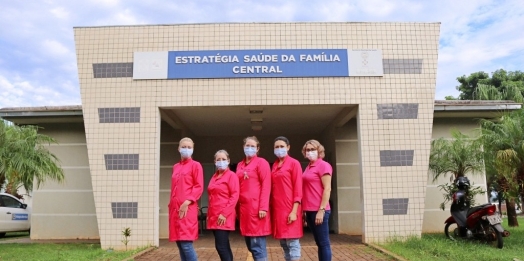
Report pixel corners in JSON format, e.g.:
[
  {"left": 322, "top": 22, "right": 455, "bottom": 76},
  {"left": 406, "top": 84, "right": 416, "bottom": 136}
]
[{"left": 0, "top": 192, "right": 31, "bottom": 237}]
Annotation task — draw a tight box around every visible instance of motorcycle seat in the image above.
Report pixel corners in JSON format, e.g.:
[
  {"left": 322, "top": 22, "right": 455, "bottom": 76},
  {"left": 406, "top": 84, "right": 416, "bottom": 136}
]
[{"left": 467, "top": 203, "right": 492, "bottom": 217}]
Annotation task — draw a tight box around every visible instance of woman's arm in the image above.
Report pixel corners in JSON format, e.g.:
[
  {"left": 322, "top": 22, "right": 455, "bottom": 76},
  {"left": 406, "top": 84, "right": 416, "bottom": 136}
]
[
  {"left": 288, "top": 161, "right": 303, "bottom": 223},
  {"left": 222, "top": 173, "right": 240, "bottom": 217},
  {"left": 179, "top": 164, "right": 204, "bottom": 218},
  {"left": 319, "top": 175, "right": 331, "bottom": 209},
  {"left": 188, "top": 163, "right": 204, "bottom": 203},
  {"left": 258, "top": 160, "right": 271, "bottom": 216},
  {"left": 315, "top": 174, "right": 332, "bottom": 225}
]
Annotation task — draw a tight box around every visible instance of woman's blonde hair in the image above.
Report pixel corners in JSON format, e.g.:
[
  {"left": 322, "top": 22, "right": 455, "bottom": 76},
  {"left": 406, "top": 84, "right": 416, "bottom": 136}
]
[
  {"left": 302, "top": 139, "right": 325, "bottom": 159},
  {"left": 179, "top": 137, "right": 194, "bottom": 148}
]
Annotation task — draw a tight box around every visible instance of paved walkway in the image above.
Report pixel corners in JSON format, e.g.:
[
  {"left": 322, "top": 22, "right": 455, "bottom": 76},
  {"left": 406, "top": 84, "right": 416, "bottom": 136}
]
[{"left": 136, "top": 232, "right": 393, "bottom": 261}]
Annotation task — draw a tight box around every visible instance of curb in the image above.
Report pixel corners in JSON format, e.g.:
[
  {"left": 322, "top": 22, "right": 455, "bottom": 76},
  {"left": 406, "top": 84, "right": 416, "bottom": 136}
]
[
  {"left": 366, "top": 243, "right": 408, "bottom": 261},
  {"left": 122, "top": 246, "right": 157, "bottom": 261}
]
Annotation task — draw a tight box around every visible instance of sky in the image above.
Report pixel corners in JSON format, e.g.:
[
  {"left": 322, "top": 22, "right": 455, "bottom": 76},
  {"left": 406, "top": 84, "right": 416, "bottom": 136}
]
[{"left": 0, "top": 0, "right": 523, "bottom": 108}]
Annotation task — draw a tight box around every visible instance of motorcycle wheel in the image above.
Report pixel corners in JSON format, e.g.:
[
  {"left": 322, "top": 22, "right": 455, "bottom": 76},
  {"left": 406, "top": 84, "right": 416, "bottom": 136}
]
[
  {"left": 489, "top": 225, "right": 504, "bottom": 249},
  {"left": 444, "top": 222, "right": 459, "bottom": 241}
]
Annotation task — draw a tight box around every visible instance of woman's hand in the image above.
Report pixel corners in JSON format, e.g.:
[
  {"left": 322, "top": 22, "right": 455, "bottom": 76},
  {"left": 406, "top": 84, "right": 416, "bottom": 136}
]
[
  {"left": 178, "top": 200, "right": 191, "bottom": 219},
  {"left": 315, "top": 210, "right": 324, "bottom": 225},
  {"left": 217, "top": 214, "right": 226, "bottom": 226},
  {"left": 259, "top": 210, "right": 267, "bottom": 219},
  {"left": 287, "top": 211, "right": 297, "bottom": 224},
  {"left": 303, "top": 212, "right": 308, "bottom": 227}
]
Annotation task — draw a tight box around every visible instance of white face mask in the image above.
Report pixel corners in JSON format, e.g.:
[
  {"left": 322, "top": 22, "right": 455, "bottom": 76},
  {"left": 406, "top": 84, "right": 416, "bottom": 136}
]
[
  {"left": 180, "top": 148, "right": 193, "bottom": 158},
  {"left": 215, "top": 160, "right": 229, "bottom": 170},
  {"left": 244, "top": 147, "right": 257, "bottom": 157},
  {"left": 306, "top": 150, "right": 318, "bottom": 161},
  {"left": 274, "top": 148, "right": 288, "bottom": 158}
]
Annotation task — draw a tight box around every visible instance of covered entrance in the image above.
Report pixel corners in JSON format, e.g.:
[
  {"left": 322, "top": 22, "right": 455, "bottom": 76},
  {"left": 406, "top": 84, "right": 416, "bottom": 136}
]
[{"left": 158, "top": 105, "right": 360, "bottom": 239}]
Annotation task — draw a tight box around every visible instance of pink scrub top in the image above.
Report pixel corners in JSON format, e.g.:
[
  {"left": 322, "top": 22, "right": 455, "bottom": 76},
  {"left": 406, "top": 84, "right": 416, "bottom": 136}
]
[
  {"left": 207, "top": 169, "right": 240, "bottom": 230},
  {"left": 236, "top": 155, "right": 272, "bottom": 236},
  {"left": 271, "top": 155, "right": 303, "bottom": 239},
  {"left": 302, "top": 159, "right": 333, "bottom": 211},
  {"left": 169, "top": 158, "right": 204, "bottom": 241}
]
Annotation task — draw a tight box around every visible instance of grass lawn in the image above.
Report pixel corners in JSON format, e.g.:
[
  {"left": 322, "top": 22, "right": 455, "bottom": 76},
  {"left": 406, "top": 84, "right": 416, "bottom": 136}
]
[
  {"left": 0, "top": 242, "right": 146, "bottom": 261},
  {"left": 380, "top": 217, "right": 524, "bottom": 261}
]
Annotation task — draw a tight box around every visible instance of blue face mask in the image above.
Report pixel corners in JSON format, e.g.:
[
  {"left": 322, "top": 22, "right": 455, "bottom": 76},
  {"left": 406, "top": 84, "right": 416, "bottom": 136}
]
[
  {"left": 215, "top": 160, "right": 229, "bottom": 170},
  {"left": 274, "top": 148, "right": 288, "bottom": 158},
  {"left": 244, "top": 147, "right": 257, "bottom": 157},
  {"left": 180, "top": 148, "right": 193, "bottom": 158}
]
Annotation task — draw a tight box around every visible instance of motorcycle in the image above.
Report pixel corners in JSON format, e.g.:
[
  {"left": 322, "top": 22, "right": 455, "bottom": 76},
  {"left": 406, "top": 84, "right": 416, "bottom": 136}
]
[{"left": 444, "top": 177, "right": 510, "bottom": 249}]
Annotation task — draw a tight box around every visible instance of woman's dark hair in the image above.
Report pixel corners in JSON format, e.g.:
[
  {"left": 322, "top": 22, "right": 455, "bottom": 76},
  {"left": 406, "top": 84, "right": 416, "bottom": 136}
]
[{"left": 274, "top": 136, "right": 290, "bottom": 146}]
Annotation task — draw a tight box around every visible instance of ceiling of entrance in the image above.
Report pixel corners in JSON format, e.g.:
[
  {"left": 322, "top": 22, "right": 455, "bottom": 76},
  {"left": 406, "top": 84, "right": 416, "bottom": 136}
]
[{"left": 161, "top": 105, "right": 357, "bottom": 136}]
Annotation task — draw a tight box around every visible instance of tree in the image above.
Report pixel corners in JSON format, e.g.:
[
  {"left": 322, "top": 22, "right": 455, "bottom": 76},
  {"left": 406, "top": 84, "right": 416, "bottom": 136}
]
[
  {"left": 0, "top": 120, "right": 7, "bottom": 192},
  {"left": 479, "top": 109, "right": 524, "bottom": 227},
  {"left": 429, "top": 130, "right": 486, "bottom": 210},
  {"left": 474, "top": 84, "right": 503, "bottom": 101},
  {"left": 474, "top": 84, "right": 524, "bottom": 103},
  {"left": 456, "top": 69, "right": 524, "bottom": 101},
  {"left": 456, "top": 71, "right": 490, "bottom": 100},
  {"left": 0, "top": 119, "right": 64, "bottom": 197},
  {"left": 429, "top": 130, "right": 484, "bottom": 181}
]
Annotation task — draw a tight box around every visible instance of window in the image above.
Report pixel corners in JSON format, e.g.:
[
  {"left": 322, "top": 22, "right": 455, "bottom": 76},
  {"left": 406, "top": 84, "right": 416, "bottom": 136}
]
[{"left": 0, "top": 195, "right": 22, "bottom": 208}]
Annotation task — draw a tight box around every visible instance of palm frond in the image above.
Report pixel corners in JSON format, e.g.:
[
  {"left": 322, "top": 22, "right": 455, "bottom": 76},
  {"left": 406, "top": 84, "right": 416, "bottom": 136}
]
[
  {"left": 479, "top": 109, "right": 524, "bottom": 200},
  {"left": 429, "top": 129, "right": 484, "bottom": 181},
  {"left": 0, "top": 123, "right": 64, "bottom": 194}
]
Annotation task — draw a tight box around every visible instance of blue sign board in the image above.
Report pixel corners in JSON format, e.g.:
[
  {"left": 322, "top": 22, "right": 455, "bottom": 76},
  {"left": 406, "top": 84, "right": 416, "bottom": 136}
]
[
  {"left": 167, "top": 49, "right": 348, "bottom": 79},
  {"left": 12, "top": 213, "right": 28, "bottom": 220}
]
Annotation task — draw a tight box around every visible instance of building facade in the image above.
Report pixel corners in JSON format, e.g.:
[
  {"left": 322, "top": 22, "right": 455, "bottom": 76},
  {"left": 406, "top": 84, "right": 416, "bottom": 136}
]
[
  {"left": 4, "top": 22, "right": 501, "bottom": 250},
  {"left": 78, "top": 22, "right": 441, "bottom": 248}
]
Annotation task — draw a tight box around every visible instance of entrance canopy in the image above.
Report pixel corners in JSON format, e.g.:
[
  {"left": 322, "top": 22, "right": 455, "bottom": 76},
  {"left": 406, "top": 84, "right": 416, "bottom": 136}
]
[{"left": 159, "top": 105, "right": 358, "bottom": 137}]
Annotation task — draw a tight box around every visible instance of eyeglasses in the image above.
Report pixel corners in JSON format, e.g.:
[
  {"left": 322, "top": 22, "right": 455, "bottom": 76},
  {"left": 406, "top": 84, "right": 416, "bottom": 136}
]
[{"left": 305, "top": 148, "right": 317, "bottom": 152}]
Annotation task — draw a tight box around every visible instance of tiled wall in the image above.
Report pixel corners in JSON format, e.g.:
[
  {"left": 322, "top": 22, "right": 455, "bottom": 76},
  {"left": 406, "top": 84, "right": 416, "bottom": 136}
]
[{"left": 74, "top": 22, "right": 440, "bottom": 248}]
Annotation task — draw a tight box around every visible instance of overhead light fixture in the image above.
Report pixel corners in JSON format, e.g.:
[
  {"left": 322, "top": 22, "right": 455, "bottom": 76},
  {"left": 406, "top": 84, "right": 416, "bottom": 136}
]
[
  {"left": 251, "top": 118, "right": 263, "bottom": 131},
  {"left": 249, "top": 107, "right": 264, "bottom": 114}
]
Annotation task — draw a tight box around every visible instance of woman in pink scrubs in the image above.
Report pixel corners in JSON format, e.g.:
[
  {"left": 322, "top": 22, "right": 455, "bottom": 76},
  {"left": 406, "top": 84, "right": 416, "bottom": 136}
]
[
  {"left": 207, "top": 150, "right": 239, "bottom": 261},
  {"left": 236, "top": 136, "right": 271, "bottom": 261},
  {"left": 169, "top": 137, "right": 204, "bottom": 261},
  {"left": 302, "top": 140, "right": 332, "bottom": 261},
  {"left": 271, "top": 136, "right": 303, "bottom": 261}
]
